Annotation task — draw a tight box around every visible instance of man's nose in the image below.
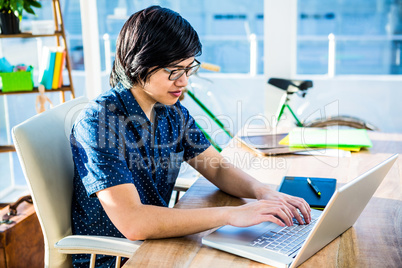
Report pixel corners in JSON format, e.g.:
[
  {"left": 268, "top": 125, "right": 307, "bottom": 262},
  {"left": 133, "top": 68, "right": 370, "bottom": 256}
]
[{"left": 174, "top": 73, "right": 189, "bottom": 87}]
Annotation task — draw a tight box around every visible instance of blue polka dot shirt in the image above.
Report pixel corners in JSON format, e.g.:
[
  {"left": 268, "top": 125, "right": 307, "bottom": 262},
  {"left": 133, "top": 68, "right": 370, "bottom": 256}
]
[{"left": 70, "top": 83, "right": 210, "bottom": 267}]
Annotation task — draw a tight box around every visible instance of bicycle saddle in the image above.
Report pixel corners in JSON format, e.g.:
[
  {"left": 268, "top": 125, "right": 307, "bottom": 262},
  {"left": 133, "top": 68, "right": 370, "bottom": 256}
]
[{"left": 268, "top": 78, "right": 313, "bottom": 95}]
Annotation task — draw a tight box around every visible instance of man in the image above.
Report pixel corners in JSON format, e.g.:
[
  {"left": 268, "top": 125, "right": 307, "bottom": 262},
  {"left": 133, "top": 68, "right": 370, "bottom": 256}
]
[{"left": 70, "top": 6, "right": 311, "bottom": 267}]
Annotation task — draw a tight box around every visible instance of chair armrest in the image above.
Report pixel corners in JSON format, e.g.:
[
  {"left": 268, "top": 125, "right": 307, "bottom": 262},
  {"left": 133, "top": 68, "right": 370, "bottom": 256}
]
[{"left": 55, "top": 235, "right": 142, "bottom": 258}]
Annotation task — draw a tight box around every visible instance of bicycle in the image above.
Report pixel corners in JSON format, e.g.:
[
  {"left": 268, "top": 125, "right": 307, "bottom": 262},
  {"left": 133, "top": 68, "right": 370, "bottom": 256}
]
[
  {"left": 174, "top": 68, "right": 379, "bottom": 204},
  {"left": 268, "top": 78, "right": 378, "bottom": 131},
  {"left": 181, "top": 66, "right": 379, "bottom": 155},
  {"left": 180, "top": 62, "right": 234, "bottom": 152}
]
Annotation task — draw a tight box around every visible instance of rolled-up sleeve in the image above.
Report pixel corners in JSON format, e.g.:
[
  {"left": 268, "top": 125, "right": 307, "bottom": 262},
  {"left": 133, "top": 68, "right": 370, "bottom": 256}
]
[{"left": 71, "top": 110, "right": 133, "bottom": 197}]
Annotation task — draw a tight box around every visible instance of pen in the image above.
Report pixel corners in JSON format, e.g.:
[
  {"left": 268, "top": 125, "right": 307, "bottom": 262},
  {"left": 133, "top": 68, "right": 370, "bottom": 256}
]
[{"left": 307, "top": 178, "right": 321, "bottom": 197}]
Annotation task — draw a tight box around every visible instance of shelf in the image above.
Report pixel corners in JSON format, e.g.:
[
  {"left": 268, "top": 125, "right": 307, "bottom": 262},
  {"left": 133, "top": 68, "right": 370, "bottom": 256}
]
[
  {"left": 0, "top": 1, "right": 75, "bottom": 159},
  {"left": 0, "top": 85, "right": 73, "bottom": 95},
  {"left": 0, "top": 145, "right": 15, "bottom": 153},
  {"left": 0, "top": 31, "right": 63, "bottom": 39}
]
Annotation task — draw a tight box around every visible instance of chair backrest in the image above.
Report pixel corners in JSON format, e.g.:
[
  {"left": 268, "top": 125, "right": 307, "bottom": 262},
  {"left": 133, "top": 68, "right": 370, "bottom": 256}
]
[{"left": 12, "top": 97, "right": 89, "bottom": 268}]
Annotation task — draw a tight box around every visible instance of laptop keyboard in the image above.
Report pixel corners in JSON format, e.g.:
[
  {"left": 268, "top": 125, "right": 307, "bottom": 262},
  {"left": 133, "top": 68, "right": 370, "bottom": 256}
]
[{"left": 250, "top": 217, "right": 319, "bottom": 257}]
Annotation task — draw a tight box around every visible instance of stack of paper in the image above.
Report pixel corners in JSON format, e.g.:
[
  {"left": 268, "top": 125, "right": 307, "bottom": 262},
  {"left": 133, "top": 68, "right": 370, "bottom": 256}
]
[
  {"left": 237, "top": 134, "right": 315, "bottom": 156},
  {"left": 280, "top": 128, "right": 372, "bottom": 152}
]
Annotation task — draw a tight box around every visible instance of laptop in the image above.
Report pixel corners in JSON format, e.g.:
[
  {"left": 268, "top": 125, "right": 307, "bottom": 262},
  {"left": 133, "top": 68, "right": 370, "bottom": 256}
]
[{"left": 202, "top": 154, "right": 398, "bottom": 268}]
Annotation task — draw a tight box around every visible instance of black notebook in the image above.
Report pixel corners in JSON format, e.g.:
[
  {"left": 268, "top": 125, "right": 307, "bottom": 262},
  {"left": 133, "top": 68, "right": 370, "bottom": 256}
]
[{"left": 278, "top": 176, "right": 337, "bottom": 209}]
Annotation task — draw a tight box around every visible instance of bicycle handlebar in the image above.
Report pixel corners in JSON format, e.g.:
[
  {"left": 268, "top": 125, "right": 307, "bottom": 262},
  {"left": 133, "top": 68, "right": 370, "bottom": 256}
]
[{"left": 200, "top": 62, "right": 221, "bottom": 72}]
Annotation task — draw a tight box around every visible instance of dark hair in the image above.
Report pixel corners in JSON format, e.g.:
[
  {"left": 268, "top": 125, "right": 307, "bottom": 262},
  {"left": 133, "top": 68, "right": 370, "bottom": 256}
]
[{"left": 110, "top": 6, "right": 202, "bottom": 88}]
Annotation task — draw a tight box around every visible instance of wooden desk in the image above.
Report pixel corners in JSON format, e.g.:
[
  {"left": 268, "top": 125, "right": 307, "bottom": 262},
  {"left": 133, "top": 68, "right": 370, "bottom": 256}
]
[{"left": 124, "top": 132, "right": 402, "bottom": 267}]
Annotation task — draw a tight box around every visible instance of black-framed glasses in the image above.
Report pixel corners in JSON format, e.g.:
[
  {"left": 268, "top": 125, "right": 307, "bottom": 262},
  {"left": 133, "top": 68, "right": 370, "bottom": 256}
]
[{"left": 164, "top": 59, "right": 201, "bottom": 81}]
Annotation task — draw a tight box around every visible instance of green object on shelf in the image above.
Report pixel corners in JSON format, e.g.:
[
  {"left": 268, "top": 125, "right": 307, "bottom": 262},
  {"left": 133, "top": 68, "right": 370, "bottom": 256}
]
[{"left": 0, "top": 66, "right": 34, "bottom": 92}]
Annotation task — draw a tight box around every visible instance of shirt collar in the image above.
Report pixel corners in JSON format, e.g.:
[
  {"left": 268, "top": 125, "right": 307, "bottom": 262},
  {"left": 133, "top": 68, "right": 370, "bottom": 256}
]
[{"left": 114, "top": 83, "right": 169, "bottom": 129}]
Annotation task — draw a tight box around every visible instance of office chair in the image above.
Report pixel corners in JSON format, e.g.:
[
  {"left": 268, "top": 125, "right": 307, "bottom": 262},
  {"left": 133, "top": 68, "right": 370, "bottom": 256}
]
[{"left": 12, "top": 97, "right": 142, "bottom": 268}]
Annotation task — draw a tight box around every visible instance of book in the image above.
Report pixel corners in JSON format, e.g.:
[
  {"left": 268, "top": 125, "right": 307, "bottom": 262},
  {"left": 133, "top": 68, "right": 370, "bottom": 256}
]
[
  {"left": 288, "top": 128, "right": 373, "bottom": 149},
  {"left": 40, "top": 47, "right": 56, "bottom": 90},
  {"left": 57, "top": 49, "right": 66, "bottom": 88},
  {"left": 38, "top": 46, "right": 50, "bottom": 85},
  {"left": 279, "top": 134, "right": 362, "bottom": 152},
  {"left": 278, "top": 176, "right": 337, "bottom": 209},
  {"left": 52, "top": 48, "right": 64, "bottom": 89}
]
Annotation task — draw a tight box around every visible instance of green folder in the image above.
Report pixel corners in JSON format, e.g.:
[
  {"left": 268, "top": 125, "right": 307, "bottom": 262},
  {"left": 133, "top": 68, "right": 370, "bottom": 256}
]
[
  {"left": 289, "top": 128, "right": 373, "bottom": 149},
  {"left": 278, "top": 176, "right": 337, "bottom": 209}
]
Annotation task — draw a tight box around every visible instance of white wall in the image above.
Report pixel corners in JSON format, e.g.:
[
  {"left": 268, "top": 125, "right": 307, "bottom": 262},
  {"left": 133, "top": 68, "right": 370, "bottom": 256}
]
[{"left": 264, "top": 0, "right": 297, "bottom": 78}]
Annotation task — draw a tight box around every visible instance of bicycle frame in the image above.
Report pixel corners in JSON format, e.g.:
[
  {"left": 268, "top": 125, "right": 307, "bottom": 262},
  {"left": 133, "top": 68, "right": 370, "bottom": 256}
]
[
  {"left": 180, "top": 62, "right": 235, "bottom": 152},
  {"left": 277, "top": 98, "right": 303, "bottom": 127},
  {"left": 185, "top": 88, "right": 233, "bottom": 152},
  {"left": 274, "top": 81, "right": 377, "bottom": 130}
]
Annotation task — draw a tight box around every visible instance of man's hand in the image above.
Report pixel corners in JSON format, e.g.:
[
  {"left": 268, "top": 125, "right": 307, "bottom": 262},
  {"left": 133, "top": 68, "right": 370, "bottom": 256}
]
[
  {"left": 187, "top": 146, "right": 312, "bottom": 226},
  {"left": 227, "top": 200, "right": 294, "bottom": 227},
  {"left": 256, "top": 186, "right": 311, "bottom": 225}
]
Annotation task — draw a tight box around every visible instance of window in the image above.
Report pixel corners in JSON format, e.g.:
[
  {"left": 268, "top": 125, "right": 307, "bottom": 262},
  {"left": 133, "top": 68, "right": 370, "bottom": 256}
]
[
  {"left": 297, "top": 0, "right": 402, "bottom": 75},
  {"left": 94, "top": 0, "right": 264, "bottom": 74}
]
